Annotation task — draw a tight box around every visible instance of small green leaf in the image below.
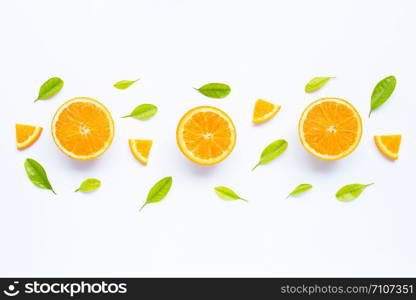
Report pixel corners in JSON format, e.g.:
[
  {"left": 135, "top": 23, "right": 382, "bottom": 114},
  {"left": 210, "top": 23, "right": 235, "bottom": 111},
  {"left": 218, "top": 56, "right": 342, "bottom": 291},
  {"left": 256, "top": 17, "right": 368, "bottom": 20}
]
[
  {"left": 34, "top": 77, "right": 64, "bottom": 102},
  {"left": 194, "top": 83, "right": 231, "bottom": 98},
  {"left": 140, "top": 176, "right": 173, "bottom": 211},
  {"left": 75, "top": 178, "right": 101, "bottom": 192},
  {"left": 336, "top": 183, "right": 374, "bottom": 202},
  {"left": 214, "top": 186, "right": 248, "bottom": 202},
  {"left": 369, "top": 76, "right": 396, "bottom": 117},
  {"left": 113, "top": 79, "right": 139, "bottom": 90},
  {"left": 304, "top": 77, "right": 334, "bottom": 92},
  {"left": 122, "top": 104, "right": 158, "bottom": 120},
  {"left": 24, "top": 158, "right": 56, "bottom": 194},
  {"left": 287, "top": 184, "right": 312, "bottom": 198},
  {"left": 252, "top": 139, "right": 288, "bottom": 170}
]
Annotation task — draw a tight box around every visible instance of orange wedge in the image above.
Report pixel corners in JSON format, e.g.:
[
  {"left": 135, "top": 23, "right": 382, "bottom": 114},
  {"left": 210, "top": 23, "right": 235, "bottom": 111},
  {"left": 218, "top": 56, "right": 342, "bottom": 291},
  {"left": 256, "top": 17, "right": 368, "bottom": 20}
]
[
  {"left": 252, "top": 99, "right": 280, "bottom": 123},
  {"left": 16, "top": 124, "right": 43, "bottom": 150},
  {"left": 176, "top": 106, "right": 236, "bottom": 165},
  {"left": 51, "top": 97, "right": 114, "bottom": 160},
  {"left": 374, "top": 135, "right": 401, "bottom": 160},
  {"left": 129, "top": 139, "right": 153, "bottom": 165},
  {"left": 299, "top": 97, "right": 362, "bottom": 160}
]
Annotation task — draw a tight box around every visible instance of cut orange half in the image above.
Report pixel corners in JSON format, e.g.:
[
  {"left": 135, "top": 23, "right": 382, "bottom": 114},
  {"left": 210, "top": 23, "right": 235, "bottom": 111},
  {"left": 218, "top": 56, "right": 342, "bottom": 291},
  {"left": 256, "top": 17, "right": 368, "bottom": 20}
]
[
  {"left": 51, "top": 97, "right": 114, "bottom": 160},
  {"left": 16, "top": 124, "right": 42, "bottom": 150},
  {"left": 374, "top": 135, "right": 401, "bottom": 160},
  {"left": 252, "top": 99, "right": 280, "bottom": 123},
  {"left": 176, "top": 106, "right": 236, "bottom": 165},
  {"left": 299, "top": 97, "right": 362, "bottom": 160},
  {"left": 129, "top": 139, "right": 153, "bottom": 165}
]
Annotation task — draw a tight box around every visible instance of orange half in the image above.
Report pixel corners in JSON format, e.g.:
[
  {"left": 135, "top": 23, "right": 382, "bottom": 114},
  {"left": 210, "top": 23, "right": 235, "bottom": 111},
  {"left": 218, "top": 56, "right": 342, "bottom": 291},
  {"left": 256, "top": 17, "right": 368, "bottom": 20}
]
[
  {"left": 129, "top": 139, "right": 153, "bottom": 165},
  {"left": 299, "top": 97, "right": 362, "bottom": 160},
  {"left": 16, "top": 124, "right": 43, "bottom": 150},
  {"left": 252, "top": 99, "right": 280, "bottom": 123},
  {"left": 51, "top": 97, "right": 114, "bottom": 160},
  {"left": 176, "top": 106, "right": 236, "bottom": 165},
  {"left": 374, "top": 135, "right": 401, "bottom": 160}
]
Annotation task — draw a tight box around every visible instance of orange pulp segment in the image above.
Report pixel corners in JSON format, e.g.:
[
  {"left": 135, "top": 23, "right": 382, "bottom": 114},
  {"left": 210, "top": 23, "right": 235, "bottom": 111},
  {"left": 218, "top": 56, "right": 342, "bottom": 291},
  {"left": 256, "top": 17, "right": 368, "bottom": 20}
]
[
  {"left": 374, "top": 135, "right": 401, "bottom": 160},
  {"left": 252, "top": 99, "right": 280, "bottom": 123},
  {"left": 129, "top": 139, "right": 153, "bottom": 165},
  {"left": 16, "top": 124, "right": 43, "bottom": 150}
]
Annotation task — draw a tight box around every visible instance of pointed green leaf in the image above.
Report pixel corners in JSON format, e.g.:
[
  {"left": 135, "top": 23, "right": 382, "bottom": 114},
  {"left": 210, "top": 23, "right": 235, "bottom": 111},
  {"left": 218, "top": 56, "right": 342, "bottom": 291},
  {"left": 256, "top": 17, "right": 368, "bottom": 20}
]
[
  {"left": 34, "top": 77, "right": 64, "bottom": 102},
  {"left": 194, "top": 83, "right": 231, "bottom": 98},
  {"left": 252, "top": 139, "right": 288, "bottom": 170},
  {"left": 336, "top": 183, "right": 374, "bottom": 202},
  {"left": 114, "top": 79, "right": 139, "bottom": 90},
  {"left": 24, "top": 158, "right": 56, "bottom": 194},
  {"left": 122, "top": 104, "right": 158, "bottom": 120},
  {"left": 304, "top": 77, "right": 334, "bottom": 92},
  {"left": 369, "top": 76, "right": 396, "bottom": 117},
  {"left": 75, "top": 178, "right": 101, "bottom": 192},
  {"left": 287, "top": 184, "right": 312, "bottom": 198},
  {"left": 214, "top": 186, "right": 247, "bottom": 202},
  {"left": 140, "top": 176, "right": 173, "bottom": 211}
]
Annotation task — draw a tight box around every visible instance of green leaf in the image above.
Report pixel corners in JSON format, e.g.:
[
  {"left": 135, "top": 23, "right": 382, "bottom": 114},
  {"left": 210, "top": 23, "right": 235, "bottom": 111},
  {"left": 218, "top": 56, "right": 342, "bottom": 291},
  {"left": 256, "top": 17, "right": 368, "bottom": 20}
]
[
  {"left": 287, "top": 184, "right": 312, "bottom": 198},
  {"left": 369, "top": 76, "right": 396, "bottom": 117},
  {"left": 252, "top": 139, "right": 288, "bottom": 170},
  {"left": 122, "top": 104, "right": 158, "bottom": 120},
  {"left": 113, "top": 79, "right": 139, "bottom": 90},
  {"left": 140, "top": 176, "right": 173, "bottom": 211},
  {"left": 304, "top": 77, "right": 334, "bottom": 92},
  {"left": 214, "top": 186, "right": 248, "bottom": 202},
  {"left": 194, "top": 83, "right": 231, "bottom": 98},
  {"left": 34, "top": 77, "right": 64, "bottom": 102},
  {"left": 75, "top": 178, "right": 101, "bottom": 192},
  {"left": 335, "top": 183, "right": 374, "bottom": 202},
  {"left": 24, "top": 158, "right": 56, "bottom": 194}
]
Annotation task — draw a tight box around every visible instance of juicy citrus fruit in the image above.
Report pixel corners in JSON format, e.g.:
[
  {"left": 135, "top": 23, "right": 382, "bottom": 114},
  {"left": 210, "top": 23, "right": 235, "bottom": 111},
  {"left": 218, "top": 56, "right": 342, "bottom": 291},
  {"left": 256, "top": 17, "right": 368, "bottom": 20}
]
[
  {"left": 16, "top": 124, "right": 42, "bottom": 150},
  {"left": 176, "top": 106, "right": 236, "bottom": 165},
  {"left": 51, "top": 97, "right": 114, "bottom": 160},
  {"left": 374, "top": 135, "right": 401, "bottom": 160},
  {"left": 299, "top": 97, "right": 362, "bottom": 160},
  {"left": 252, "top": 99, "right": 280, "bottom": 123},
  {"left": 129, "top": 139, "right": 153, "bottom": 165}
]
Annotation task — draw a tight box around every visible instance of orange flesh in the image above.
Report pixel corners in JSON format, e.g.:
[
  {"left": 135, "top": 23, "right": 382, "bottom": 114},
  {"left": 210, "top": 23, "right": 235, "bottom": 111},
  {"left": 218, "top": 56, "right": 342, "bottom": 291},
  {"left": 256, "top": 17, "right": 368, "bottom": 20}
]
[
  {"left": 253, "top": 99, "right": 279, "bottom": 122},
  {"left": 52, "top": 98, "right": 114, "bottom": 159},
  {"left": 300, "top": 98, "right": 362, "bottom": 159},
  {"left": 129, "top": 139, "right": 152, "bottom": 164},
  {"left": 16, "top": 124, "right": 42, "bottom": 149},
  {"left": 177, "top": 107, "right": 236, "bottom": 165},
  {"left": 375, "top": 135, "right": 401, "bottom": 159}
]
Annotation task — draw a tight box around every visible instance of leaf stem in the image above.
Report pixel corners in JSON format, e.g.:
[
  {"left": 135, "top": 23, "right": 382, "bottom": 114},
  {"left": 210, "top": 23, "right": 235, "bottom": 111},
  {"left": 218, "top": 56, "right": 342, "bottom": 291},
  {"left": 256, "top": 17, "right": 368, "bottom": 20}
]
[
  {"left": 121, "top": 115, "right": 131, "bottom": 118},
  {"left": 139, "top": 203, "right": 147, "bottom": 212},
  {"left": 252, "top": 163, "right": 260, "bottom": 171}
]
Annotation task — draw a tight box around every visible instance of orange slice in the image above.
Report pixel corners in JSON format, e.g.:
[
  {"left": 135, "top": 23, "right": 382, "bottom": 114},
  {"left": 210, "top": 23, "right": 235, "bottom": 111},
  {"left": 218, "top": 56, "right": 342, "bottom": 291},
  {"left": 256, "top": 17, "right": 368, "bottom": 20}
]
[
  {"left": 16, "top": 124, "right": 42, "bottom": 150},
  {"left": 299, "top": 97, "right": 362, "bottom": 160},
  {"left": 374, "top": 135, "right": 401, "bottom": 160},
  {"left": 51, "top": 97, "right": 114, "bottom": 160},
  {"left": 129, "top": 139, "right": 153, "bottom": 165},
  {"left": 252, "top": 99, "right": 280, "bottom": 123},
  {"left": 176, "top": 106, "right": 236, "bottom": 165}
]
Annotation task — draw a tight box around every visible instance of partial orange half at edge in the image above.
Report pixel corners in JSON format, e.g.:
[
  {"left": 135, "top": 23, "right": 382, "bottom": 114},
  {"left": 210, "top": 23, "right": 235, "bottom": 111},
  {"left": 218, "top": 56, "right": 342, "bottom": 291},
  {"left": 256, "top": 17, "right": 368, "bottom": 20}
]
[
  {"left": 16, "top": 124, "right": 43, "bottom": 150},
  {"left": 374, "top": 135, "right": 401, "bottom": 160},
  {"left": 176, "top": 106, "right": 236, "bottom": 165},
  {"left": 299, "top": 97, "right": 362, "bottom": 160},
  {"left": 129, "top": 139, "right": 153, "bottom": 165},
  {"left": 252, "top": 99, "right": 281, "bottom": 123},
  {"left": 51, "top": 97, "right": 115, "bottom": 160}
]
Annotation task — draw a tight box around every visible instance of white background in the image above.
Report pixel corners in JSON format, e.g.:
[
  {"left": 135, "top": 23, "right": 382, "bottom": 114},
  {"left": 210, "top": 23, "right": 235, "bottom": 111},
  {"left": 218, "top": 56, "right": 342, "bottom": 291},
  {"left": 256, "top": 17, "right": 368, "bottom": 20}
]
[{"left": 1, "top": 0, "right": 415, "bottom": 277}]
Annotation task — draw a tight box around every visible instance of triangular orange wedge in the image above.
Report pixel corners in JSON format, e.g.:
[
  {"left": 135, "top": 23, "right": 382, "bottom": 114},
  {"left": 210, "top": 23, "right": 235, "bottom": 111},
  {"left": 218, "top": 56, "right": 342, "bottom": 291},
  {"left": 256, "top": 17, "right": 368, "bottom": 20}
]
[
  {"left": 51, "top": 97, "right": 114, "bottom": 160},
  {"left": 374, "top": 135, "right": 401, "bottom": 160},
  {"left": 252, "top": 99, "right": 280, "bottom": 123},
  {"left": 299, "top": 98, "right": 362, "bottom": 160},
  {"left": 16, "top": 124, "right": 42, "bottom": 150},
  {"left": 129, "top": 139, "right": 153, "bottom": 165},
  {"left": 176, "top": 106, "right": 236, "bottom": 165}
]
